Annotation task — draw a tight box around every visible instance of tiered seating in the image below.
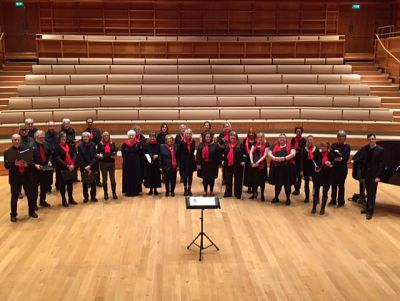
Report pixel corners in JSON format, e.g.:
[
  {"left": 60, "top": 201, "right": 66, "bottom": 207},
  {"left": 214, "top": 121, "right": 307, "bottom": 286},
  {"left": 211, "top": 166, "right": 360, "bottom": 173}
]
[{"left": 0, "top": 57, "right": 392, "bottom": 125}]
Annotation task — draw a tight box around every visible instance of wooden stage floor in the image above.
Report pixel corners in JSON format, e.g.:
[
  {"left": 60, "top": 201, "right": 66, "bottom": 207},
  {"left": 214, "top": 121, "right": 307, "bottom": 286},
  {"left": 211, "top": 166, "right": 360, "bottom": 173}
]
[{"left": 0, "top": 171, "right": 399, "bottom": 301}]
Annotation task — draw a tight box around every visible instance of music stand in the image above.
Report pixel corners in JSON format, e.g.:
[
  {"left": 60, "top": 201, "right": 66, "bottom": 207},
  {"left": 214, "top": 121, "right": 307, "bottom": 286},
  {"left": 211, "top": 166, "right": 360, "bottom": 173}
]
[{"left": 186, "top": 196, "right": 221, "bottom": 261}]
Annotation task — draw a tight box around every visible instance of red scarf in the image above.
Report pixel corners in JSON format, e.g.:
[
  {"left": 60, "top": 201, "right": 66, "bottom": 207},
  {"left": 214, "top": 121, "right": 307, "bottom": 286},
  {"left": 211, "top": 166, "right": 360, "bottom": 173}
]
[
  {"left": 307, "top": 146, "right": 315, "bottom": 160},
  {"left": 321, "top": 151, "right": 329, "bottom": 165},
  {"left": 124, "top": 138, "right": 138, "bottom": 148},
  {"left": 39, "top": 144, "right": 47, "bottom": 164},
  {"left": 227, "top": 142, "right": 238, "bottom": 166},
  {"left": 59, "top": 143, "right": 73, "bottom": 165},
  {"left": 245, "top": 138, "right": 254, "bottom": 154},
  {"left": 252, "top": 143, "right": 266, "bottom": 169},
  {"left": 183, "top": 137, "right": 192, "bottom": 153},
  {"left": 223, "top": 130, "right": 231, "bottom": 142},
  {"left": 17, "top": 148, "right": 25, "bottom": 174},
  {"left": 202, "top": 143, "right": 210, "bottom": 162},
  {"left": 104, "top": 142, "right": 111, "bottom": 153},
  {"left": 294, "top": 136, "right": 301, "bottom": 149},
  {"left": 90, "top": 129, "right": 94, "bottom": 140},
  {"left": 149, "top": 140, "right": 157, "bottom": 145},
  {"left": 169, "top": 145, "right": 177, "bottom": 168}
]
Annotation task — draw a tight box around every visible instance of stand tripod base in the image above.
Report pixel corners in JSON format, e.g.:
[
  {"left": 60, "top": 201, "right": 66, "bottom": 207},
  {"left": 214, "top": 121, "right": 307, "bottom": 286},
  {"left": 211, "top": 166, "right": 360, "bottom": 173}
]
[{"left": 187, "top": 209, "right": 219, "bottom": 261}]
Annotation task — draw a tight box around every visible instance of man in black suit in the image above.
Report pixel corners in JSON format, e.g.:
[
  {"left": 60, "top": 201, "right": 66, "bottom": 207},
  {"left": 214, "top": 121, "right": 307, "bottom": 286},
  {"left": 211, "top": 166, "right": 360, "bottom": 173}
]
[
  {"left": 4, "top": 134, "right": 38, "bottom": 222},
  {"left": 85, "top": 117, "right": 102, "bottom": 186},
  {"left": 354, "top": 133, "right": 385, "bottom": 220}
]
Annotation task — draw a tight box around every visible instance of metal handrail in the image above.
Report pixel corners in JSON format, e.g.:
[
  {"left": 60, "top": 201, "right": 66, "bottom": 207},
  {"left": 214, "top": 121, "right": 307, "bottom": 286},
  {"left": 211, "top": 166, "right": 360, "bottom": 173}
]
[{"left": 375, "top": 33, "right": 400, "bottom": 64}]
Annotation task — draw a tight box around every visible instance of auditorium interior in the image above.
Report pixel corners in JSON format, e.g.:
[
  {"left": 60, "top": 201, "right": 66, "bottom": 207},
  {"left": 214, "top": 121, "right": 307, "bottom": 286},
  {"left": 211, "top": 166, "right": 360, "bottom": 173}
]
[{"left": 0, "top": 0, "right": 399, "bottom": 300}]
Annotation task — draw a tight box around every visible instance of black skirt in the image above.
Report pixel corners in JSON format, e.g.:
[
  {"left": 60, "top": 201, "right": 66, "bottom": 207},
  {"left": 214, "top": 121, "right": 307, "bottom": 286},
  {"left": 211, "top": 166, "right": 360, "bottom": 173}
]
[{"left": 268, "top": 162, "right": 296, "bottom": 186}]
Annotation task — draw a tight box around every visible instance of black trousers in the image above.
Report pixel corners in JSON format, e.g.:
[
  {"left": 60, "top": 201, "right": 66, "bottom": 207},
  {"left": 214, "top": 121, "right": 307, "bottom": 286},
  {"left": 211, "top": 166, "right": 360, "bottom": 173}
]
[
  {"left": 331, "top": 170, "right": 347, "bottom": 205},
  {"left": 224, "top": 166, "right": 243, "bottom": 198},
  {"left": 182, "top": 173, "right": 193, "bottom": 188},
  {"left": 33, "top": 171, "right": 51, "bottom": 205},
  {"left": 365, "top": 176, "right": 378, "bottom": 215},
  {"left": 163, "top": 169, "right": 177, "bottom": 193},
  {"left": 83, "top": 182, "right": 96, "bottom": 200},
  {"left": 294, "top": 159, "right": 302, "bottom": 192},
  {"left": 304, "top": 174, "right": 316, "bottom": 199},
  {"left": 314, "top": 183, "right": 329, "bottom": 200},
  {"left": 10, "top": 176, "right": 35, "bottom": 217},
  {"left": 202, "top": 178, "right": 215, "bottom": 192}
]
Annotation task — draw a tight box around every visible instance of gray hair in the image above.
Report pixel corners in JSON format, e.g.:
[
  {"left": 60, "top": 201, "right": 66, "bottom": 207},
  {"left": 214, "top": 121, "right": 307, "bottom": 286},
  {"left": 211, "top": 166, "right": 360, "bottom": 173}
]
[
  {"left": 62, "top": 118, "right": 70, "bottom": 124},
  {"left": 127, "top": 130, "right": 136, "bottom": 137},
  {"left": 337, "top": 130, "right": 347, "bottom": 138},
  {"left": 81, "top": 131, "right": 90, "bottom": 138},
  {"left": 34, "top": 130, "right": 45, "bottom": 139}
]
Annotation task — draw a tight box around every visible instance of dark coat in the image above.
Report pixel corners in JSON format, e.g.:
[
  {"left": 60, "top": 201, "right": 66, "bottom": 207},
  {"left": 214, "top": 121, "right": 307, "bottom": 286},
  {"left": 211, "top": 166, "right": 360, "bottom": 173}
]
[
  {"left": 330, "top": 142, "right": 351, "bottom": 180},
  {"left": 85, "top": 127, "right": 102, "bottom": 145},
  {"left": 60, "top": 126, "right": 76, "bottom": 145},
  {"left": 156, "top": 132, "right": 168, "bottom": 145},
  {"left": 54, "top": 143, "right": 77, "bottom": 171},
  {"left": 143, "top": 142, "right": 162, "bottom": 188},
  {"left": 196, "top": 142, "right": 221, "bottom": 180},
  {"left": 354, "top": 144, "right": 385, "bottom": 180},
  {"left": 4, "top": 146, "right": 34, "bottom": 184},
  {"left": 77, "top": 142, "right": 98, "bottom": 172},
  {"left": 222, "top": 143, "right": 245, "bottom": 170},
  {"left": 32, "top": 141, "right": 53, "bottom": 166},
  {"left": 160, "top": 144, "right": 178, "bottom": 172},
  {"left": 301, "top": 146, "right": 322, "bottom": 177},
  {"left": 177, "top": 140, "right": 196, "bottom": 176},
  {"left": 121, "top": 141, "right": 142, "bottom": 196},
  {"left": 45, "top": 130, "right": 59, "bottom": 151}
]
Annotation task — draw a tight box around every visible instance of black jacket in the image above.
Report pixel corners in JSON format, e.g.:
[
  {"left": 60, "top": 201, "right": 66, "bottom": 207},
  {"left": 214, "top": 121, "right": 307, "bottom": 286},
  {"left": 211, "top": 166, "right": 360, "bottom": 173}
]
[
  {"left": 32, "top": 141, "right": 53, "bottom": 166},
  {"left": 160, "top": 144, "right": 178, "bottom": 172},
  {"left": 77, "top": 142, "right": 98, "bottom": 172},
  {"left": 222, "top": 143, "right": 245, "bottom": 169},
  {"left": 85, "top": 127, "right": 102, "bottom": 145},
  {"left": 60, "top": 126, "right": 76, "bottom": 145},
  {"left": 45, "top": 130, "right": 59, "bottom": 151},
  {"left": 354, "top": 144, "right": 385, "bottom": 180},
  {"left": 54, "top": 143, "right": 77, "bottom": 170},
  {"left": 4, "top": 146, "right": 34, "bottom": 184},
  {"left": 97, "top": 142, "right": 118, "bottom": 163}
]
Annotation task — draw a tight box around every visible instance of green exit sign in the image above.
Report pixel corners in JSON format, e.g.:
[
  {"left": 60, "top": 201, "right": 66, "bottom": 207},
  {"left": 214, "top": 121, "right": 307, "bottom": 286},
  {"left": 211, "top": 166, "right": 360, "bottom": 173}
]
[
  {"left": 15, "top": 1, "right": 25, "bottom": 8},
  {"left": 352, "top": 3, "right": 361, "bottom": 10}
]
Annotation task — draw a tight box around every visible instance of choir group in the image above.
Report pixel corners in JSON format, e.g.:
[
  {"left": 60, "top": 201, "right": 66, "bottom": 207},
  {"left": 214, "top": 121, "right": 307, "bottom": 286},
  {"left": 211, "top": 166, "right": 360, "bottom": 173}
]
[{"left": 4, "top": 118, "right": 384, "bottom": 223}]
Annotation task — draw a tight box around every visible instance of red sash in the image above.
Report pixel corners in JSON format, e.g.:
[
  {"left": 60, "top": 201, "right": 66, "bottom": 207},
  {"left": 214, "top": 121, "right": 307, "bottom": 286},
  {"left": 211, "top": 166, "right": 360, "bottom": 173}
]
[
  {"left": 124, "top": 138, "right": 138, "bottom": 148},
  {"left": 39, "top": 144, "right": 47, "bottom": 164},
  {"left": 321, "top": 151, "right": 329, "bottom": 165},
  {"left": 202, "top": 143, "right": 209, "bottom": 162},
  {"left": 183, "top": 137, "right": 192, "bottom": 153},
  {"left": 227, "top": 142, "right": 238, "bottom": 166},
  {"left": 252, "top": 143, "right": 266, "bottom": 169},
  {"left": 59, "top": 143, "right": 73, "bottom": 165},
  {"left": 169, "top": 145, "right": 177, "bottom": 168},
  {"left": 307, "top": 146, "right": 315, "bottom": 160},
  {"left": 104, "top": 142, "right": 111, "bottom": 153}
]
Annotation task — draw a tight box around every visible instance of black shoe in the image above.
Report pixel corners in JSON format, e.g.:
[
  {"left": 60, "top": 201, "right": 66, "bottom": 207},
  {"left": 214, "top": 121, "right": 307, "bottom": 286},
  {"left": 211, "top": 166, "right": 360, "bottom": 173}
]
[
  {"left": 69, "top": 199, "right": 78, "bottom": 205},
  {"left": 10, "top": 216, "right": 17, "bottom": 223},
  {"left": 366, "top": 212, "right": 373, "bottom": 220},
  {"left": 249, "top": 193, "right": 258, "bottom": 199},
  {"left": 292, "top": 190, "right": 300, "bottom": 196},
  {"left": 171, "top": 192, "right": 175, "bottom": 197},
  {"left": 188, "top": 189, "right": 193, "bottom": 196},
  {"left": 154, "top": 189, "right": 159, "bottom": 196},
  {"left": 328, "top": 201, "right": 336, "bottom": 207},
  {"left": 96, "top": 182, "right": 102, "bottom": 187},
  {"left": 29, "top": 212, "right": 39, "bottom": 218},
  {"left": 165, "top": 192, "right": 170, "bottom": 197},
  {"left": 304, "top": 197, "right": 309, "bottom": 203},
  {"left": 360, "top": 208, "right": 367, "bottom": 214},
  {"left": 285, "top": 199, "right": 291, "bottom": 206},
  {"left": 104, "top": 193, "right": 109, "bottom": 200},
  {"left": 112, "top": 193, "right": 118, "bottom": 200},
  {"left": 320, "top": 208, "right": 325, "bottom": 215},
  {"left": 311, "top": 207, "right": 317, "bottom": 214},
  {"left": 83, "top": 198, "right": 89, "bottom": 203},
  {"left": 62, "top": 200, "right": 69, "bottom": 207},
  {"left": 34, "top": 205, "right": 39, "bottom": 211},
  {"left": 18, "top": 193, "right": 23, "bottom": 199},
  {"left": 223, "top": 194, "right": 232, "bottom": 198},
  {"left": 271, "top": 198, "right": 279, "bottom": 203},
  {"left": 91, "top": 198, "right": 98, "bottom": 202},
  {"left": 40, "top": 201, "right": 51, "bottom": 208},
  {"left": 148, "top": 190, "right": 153, "bottom": 195},
  {"left": 337, "top": 203, "right": 345, "bottom": 208},
  {"left": 261, "top": 194, "right": 265, "bottom": 202}
]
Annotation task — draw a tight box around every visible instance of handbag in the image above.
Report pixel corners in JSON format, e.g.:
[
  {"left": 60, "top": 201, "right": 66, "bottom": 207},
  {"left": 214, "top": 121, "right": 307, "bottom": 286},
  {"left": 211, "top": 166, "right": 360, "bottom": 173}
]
[
  {"left": 82, "top": 171, "right": 96, "bottom": 184},
  {"left": 61, "top": 168, "right": 77, "bottom": 182}
]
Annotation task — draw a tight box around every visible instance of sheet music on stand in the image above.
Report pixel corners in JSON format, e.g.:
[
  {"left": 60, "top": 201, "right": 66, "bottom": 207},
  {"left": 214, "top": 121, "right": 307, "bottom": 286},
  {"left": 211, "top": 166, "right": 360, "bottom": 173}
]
[{"left": 185, "top": 196, "right": 221, "bottom": 209}]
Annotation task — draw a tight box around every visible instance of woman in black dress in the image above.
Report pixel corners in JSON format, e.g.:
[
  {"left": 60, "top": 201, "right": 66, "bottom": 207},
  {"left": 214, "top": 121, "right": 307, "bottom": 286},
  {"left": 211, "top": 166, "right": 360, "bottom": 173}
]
[
  {"left": 156, "top": 123, "right": 169, "bottom": 145},
  {"left": 160, "top": 135, "right": 178, "bottom": 197},
  {"left": 300, "top": 135, "right": 321, "bottom": 204},
  {"left": 242, "top": 127, "right": 256, "bottom": 194},
  {"left": 121, "top": 130, "right": 143, "bottom": 197},
  {"left": 177, "top": 128, "right": 196, "bottom": 196},
  {"left": 77, "top": 132, "right": 98, "bottom": 203},
  {"left": 290, "top": 127, "right": 306, "bottom": 195},
  {"left": 249, "top": 132, "right": 269, "bottom": 202},
  {"left": 223, "top": 131, "right": 245, "bottom": 199},
  {"left": 313, "top": 142, "right": 333, "bottom": 215},
  {"left": 54, "top": 131, "right": 77, "bottom": 207},
  {"left": 268, "top": 133, "right": 296, "bottom": 205},
  {"left": 97, "top": 131, "right": 118, "bottom": 200},
  {"left": 196, "top": 132, "right": 220, "bottom": 196},
  {"left": 144, "top": 132, "right": 162, "bottom": 195}
]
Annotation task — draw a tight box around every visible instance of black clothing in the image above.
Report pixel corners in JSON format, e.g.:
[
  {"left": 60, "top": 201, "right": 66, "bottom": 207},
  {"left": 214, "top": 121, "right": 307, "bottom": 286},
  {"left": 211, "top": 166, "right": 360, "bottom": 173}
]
[
  {"left": 222, "top": 143, "right": 245, "bottom": 198},
  {"left": 77, "top": 142, "right": 98, "bottom": 200},
  {"left": 85, "top": 127, "right": 102, "bottom": 145},
  {"left": 20, "top": 135, "right": 35, "bottom": 149},
  {"left": 156, "top": 132, "right": 168, "bottom": 145},
  {"left": 196, "top": 142, "right": 220, "bottom": 180},
  {"left": 329, "top": 142, "right": 351, "bottom": 206},
  {"left": 160, "top": 144, "right": 178, "bottom": 194},
  {"left": 4, "top": 146, "right": 35, "bottom": 217},
  {"left": 32, "top": 141, "right": 53, "bottom": 205},
  {"left": 121, "top": 141, "right": 142, "bottom": 196},
  {"left": 97, "top": 142, "right": 118, "bottom": 163},
  {"left": 301, "top": 146, "right": 322, "bottom": 199},
  {"left": 291, "top": 137, "right": 306, "bottom": 192},
  {"left": 143, "top": 143, "right": 162, "bottom": 188},
  {"left": 27, "top": 127, "right": 39, "bottom": 139},
  {"left": 177, "top": 140, "right": 196, "bottom": 177},
  {"left": 242, "top": 138, "right": 257, "bottom": 189},
  {"left": 54, "top": 142, "right": 77, "bottom": 203},
  {"left": 60, "top": 126, "right": 76, "bottom": 145},
  {"left": 175, "top": 133, "right": 184, "bottom": 145}
]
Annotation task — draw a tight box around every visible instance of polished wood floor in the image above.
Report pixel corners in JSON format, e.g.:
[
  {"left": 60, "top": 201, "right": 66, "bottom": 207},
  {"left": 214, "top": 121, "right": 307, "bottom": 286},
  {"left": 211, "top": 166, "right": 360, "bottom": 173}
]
[{"left": 0, "top": 171, "right": 399, "bottom": 301}]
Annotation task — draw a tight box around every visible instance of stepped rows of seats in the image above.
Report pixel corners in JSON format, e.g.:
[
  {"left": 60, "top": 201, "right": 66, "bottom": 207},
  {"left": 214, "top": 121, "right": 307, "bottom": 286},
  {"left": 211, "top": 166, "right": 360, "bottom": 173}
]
[{"left": 0, "top": 57, "right": 393, "bottom": 125}]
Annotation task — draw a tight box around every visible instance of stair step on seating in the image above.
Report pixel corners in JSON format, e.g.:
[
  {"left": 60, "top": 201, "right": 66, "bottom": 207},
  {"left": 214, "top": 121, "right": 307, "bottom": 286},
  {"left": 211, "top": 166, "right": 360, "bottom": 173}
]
[
  {"left": 369, "top": 85, "right": 400, "bottom": 92},
  {"left": 0, "top": 75, "right": 26, "bottom": 81},
  {"left": 2, "top": 65, "right": 33, "bottom": 72},
  {"left": 0, "top": 92, "right": 16, "bottom": 98},
  {"left": 0, "top": 86, "right": 19, "bottom": 93},
  {"left": 0, "top": 71, "right": 30, "bottom": 76},
  {"left": 354, "top": 71, "right": 383, "bottom": 75},
  {"left": 371, "top": 91, "right": 400, "bottom": 97}
]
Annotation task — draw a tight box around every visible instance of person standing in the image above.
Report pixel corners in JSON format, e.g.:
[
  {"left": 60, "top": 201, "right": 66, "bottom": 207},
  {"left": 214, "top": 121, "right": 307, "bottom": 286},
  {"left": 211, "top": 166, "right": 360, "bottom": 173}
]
[
  {"left": 242, "top": 128, "right": 256, "bottom": 194},
  {"left": 133, "top": 124, "right": 147, "bottom": 184},
  {"left": 196, "top": 132, "right": 220, "bottom": 196},
  {"left": 249, "top": 132, "right": 269, "bottom": 202},
  {"left": 97, "top": 131, "right": 118, "bottom": 200},
  {"left": 77, "top": 132, "right": 98, "bottom": 203},
  {"left": 54, "top": 132, "right": 77, "bottom": 207},
  {"left": 222, "top": 131, "right": 245, "bottom": 199},
  {"left": 60, "top": 118, "right": 76, "bottom": 145},
  {"left": 25, "top": 118, "right": 39, "bottom": 139},
  {"left": 291, "top": 127, "right": 306, "bottom": 195},
  {"left": 268, "top": 134, "right": 297, "bottom": 205},
  {"left": 312, "top": 142, "right": 333, "bottom": 215},
  {"left": 174, "top": 124, "right": 187, "bottom": 144},
  {"left": 85, "top": 117, "right": 102, "bottom": 187},
  {"left": 177, "top": 128, "right": 196, "bottom": 196},
  {"left": 121, "top": 130, "right": 143, "bottom": 197},
  {"left": 200, "top": 121, "right": 212, "bottom": 142},
  {"left": 156, "top": 123, "right": 169, "bottom": 145},
  {"left": 32, "top": 130, "right": 53, "bottom": 208},
  {"left": 4, "top": 134, "right": 38, "bottom": 222},
  {"left": 45, "top": 121, "right": 59, "bottom": 192},
  {"left": 354, "top": 134, "right": 385, "bottom": 220},
  {"left": 143, "top": 132, "right": 162, "bottom": 195},
  {"left": 300, "top": 135, "right": 321, "bottom": 204},
  {"left": 329, "top": 130, "right": 351, "bottom": 208},
  {"left": 160, "top": 135, "right": 178, "bottom": 197}
]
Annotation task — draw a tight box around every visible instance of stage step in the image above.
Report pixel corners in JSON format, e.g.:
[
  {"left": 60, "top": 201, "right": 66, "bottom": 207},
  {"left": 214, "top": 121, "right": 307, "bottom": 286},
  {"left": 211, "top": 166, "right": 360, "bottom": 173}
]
[
  {"left": 2, "top": 65, "right": 33, "bottom": 72},
  {"left": 344, "top": 52, "right": 375, "bottom": 61},
  {"left": 369, "top": 85, "right": 400, "bottom": 92},
  {"left": 371, "top": 91, "right": 400, "bottom": 97},
  {"left": 5, "top": 52, "right": 38, "bottom": 61},
  {"left": 0, "top": 92, "right": 16, "bottom": 98}
]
